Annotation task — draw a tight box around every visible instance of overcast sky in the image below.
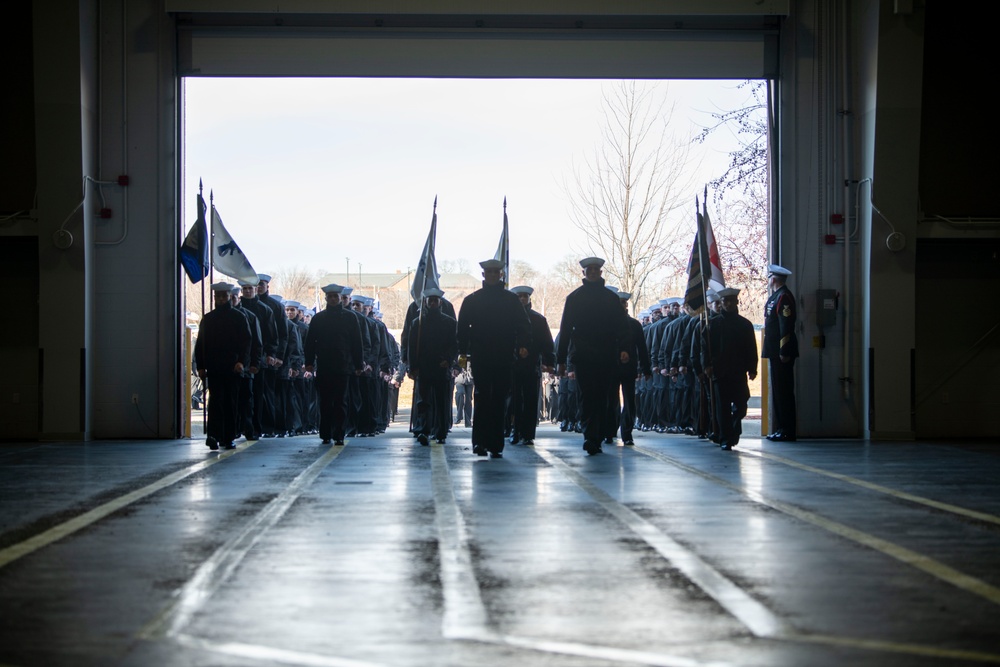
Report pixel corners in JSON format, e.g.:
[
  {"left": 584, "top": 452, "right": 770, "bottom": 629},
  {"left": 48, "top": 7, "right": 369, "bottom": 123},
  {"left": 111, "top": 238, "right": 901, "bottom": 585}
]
[{"left": 182, "top": 77, "right": 756, "bottom": 278}]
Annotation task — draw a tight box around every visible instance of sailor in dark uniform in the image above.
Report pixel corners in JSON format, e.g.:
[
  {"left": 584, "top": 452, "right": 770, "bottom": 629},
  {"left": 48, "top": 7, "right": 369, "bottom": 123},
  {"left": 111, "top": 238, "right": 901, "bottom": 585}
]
[
  {"left": 303, "top": 284, "right": 364, "bottom": 445},
  {"left": 763, "top": 264, "right": 799, "bottom": 441},
  {"left": 509, "top": 285, "right": 555, "bottom": 447},
  {"left": 457, "top": 259, "right": 531, "bottom": 458},
  {"left": 339, "top": 287, "right": 370, "bottom": 437},
  {"left": 708, "top": 287, "right": 759, "bottom": 450},
  {"left": 238, "top": 280, "right": 277, "bottom": 439},
  {"left": 256, "top": 274, "right": 288, "bottom": 437},
  {"left": 194, "top": 282, "right": 251, "bottom": 450},
  {"left": 614, "top": 290, "right": 651, "bottom": 446},
  {"left": 556, "top": 257, "right": 631, "bottom": 455},
  {"left": 231, "top": 285, "right": 262, "bottom": 441},
  {"left": 407, "top": 287, "right": 458, "bottom": 445}
]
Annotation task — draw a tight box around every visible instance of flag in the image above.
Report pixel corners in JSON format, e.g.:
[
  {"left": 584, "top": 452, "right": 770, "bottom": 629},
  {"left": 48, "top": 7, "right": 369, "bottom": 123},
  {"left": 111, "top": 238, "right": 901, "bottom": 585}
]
[
  {"left": 179, "top": 192, "right": 209, "bottom": 283},
  {"left": 684, "top": 197, "right": 711, "bottom": 315},
  {"left": 211, "top": 205, "right": 259, "bottom": 284},
  {"left": 410, "top": 197, "right": 440, "bottom": 303},
  {"left": 494, "top": 197, "right": 510, "bottom": 288},
  {"left": 702, "top": 196, "right": 726, "bottom": 292}
]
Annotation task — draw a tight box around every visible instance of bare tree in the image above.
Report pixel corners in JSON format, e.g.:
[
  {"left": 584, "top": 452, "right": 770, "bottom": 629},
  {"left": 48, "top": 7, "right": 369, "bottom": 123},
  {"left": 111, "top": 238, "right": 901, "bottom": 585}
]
[
  {"left": 271, "top": 265, "right": 323, "bottom": 307},
  {"left": 566, "top": 81, "right": 698, "bottom": 310},
  {"left": 508, "top": 259, "right": 538, "bottom": 288},
  {"left": 696, "top": 80, "right": 771, "bottom": 323}
]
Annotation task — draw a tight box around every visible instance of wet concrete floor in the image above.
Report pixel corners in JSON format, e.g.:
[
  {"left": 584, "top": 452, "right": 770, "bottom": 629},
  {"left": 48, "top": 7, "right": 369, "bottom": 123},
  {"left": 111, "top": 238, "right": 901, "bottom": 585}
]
[{"left": 1, "top": 418, "right": 999, "bottom": 666}]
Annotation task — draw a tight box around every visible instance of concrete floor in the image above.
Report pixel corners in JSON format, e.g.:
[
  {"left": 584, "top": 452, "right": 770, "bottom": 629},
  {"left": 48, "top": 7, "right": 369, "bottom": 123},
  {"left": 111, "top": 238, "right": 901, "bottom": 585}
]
[{"left": 1, "top": 418, "right": 999, "bottom": 667}]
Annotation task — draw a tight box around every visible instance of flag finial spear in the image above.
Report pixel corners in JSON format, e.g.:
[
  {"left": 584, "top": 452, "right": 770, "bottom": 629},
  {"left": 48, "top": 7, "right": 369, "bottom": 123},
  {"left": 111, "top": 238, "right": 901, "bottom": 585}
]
[
  {"left": 210, "top": 189, "right": 214, "bottom": 204},
  {"left": 433, "top": 195, "right": 437, "bottom": 210},
  {"left": 199, "top": 178, "right": 203, "bottom": 195},
  {"left": 503, "top": 196, "right": 507, "bottom": 209}
]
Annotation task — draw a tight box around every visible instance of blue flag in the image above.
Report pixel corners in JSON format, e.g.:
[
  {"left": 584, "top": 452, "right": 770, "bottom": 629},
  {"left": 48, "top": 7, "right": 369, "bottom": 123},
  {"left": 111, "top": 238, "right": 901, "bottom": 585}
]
[
  {"left": 411, "top": 198, "right": 440, "bottom": 303},
  {"left": 179, "top": 193, "right": 209, "bottom": 284}
]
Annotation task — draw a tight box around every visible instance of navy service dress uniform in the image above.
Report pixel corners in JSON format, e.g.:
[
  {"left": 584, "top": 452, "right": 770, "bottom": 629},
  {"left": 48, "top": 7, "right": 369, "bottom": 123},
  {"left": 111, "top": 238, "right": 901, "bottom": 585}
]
[
  {"left": 407, "top": 287, "right": 458, "bottom": 445},
  {"left": 194, "top": 282, "right": 252, "bottom": 450},
  {"left": 763, "top": 264, "right": 798, "bottom": 441}
]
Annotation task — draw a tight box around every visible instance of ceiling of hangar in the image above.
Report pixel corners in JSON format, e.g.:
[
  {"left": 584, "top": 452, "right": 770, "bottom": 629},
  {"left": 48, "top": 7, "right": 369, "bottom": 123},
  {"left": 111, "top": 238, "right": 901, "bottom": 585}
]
[{"left": 169, "top": 0, "right": 785, "bottom": 79}]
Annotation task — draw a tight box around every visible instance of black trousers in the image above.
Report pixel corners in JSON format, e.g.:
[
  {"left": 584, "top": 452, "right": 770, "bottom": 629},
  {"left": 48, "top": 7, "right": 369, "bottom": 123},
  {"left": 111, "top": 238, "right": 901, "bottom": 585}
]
[
  {"left": 414, "top": 372, "right": 450, "bottom": 441},
  {"left": 619, "top": 375, "right": 637, "bottom": 441},
  {"left": 716, "top": 377, "right": 749, "bottom": 447},
  {"left": 769, "top": 358, "right": 797, "bottom": 436},
  {"left": 511, "top": 371, "right": 541, "bottom": 441},
  {"left": 575, "top": 365, "right": 617, "bottom": 447},
  {"left": 207, "top": 372, "right": 240, "bottom": 446},
  {"left": 317, "top": 374, "right": 350, "bottom": 442},
  {"left": 471, "top": 364, "right": 512, "bottom": 453}
]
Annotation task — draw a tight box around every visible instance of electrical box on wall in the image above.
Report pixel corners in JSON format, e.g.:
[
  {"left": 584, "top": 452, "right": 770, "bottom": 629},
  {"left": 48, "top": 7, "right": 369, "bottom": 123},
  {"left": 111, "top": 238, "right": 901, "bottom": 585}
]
[{"left": 816, "top": 289, "right": 838, "bottom": 328}]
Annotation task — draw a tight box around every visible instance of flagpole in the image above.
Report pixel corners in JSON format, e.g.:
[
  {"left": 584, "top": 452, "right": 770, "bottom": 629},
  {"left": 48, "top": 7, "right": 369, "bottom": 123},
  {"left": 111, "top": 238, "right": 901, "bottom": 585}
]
[
  {"left": 502, "top": 197, "right": 509, "bottom": 289},
  {"left": 200, "top": 180, "right": 207, "bottom": 436},
  {"left": 209, "top": 189, "right": 215, "bottom": 288},
  {"left": 416, "top": 196, "right": 437, "bottom": 354}
]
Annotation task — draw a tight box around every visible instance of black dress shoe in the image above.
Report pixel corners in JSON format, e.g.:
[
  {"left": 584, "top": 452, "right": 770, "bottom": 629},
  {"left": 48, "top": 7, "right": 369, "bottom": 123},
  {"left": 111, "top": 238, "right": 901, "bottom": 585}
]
[
  {"left": 334, "top": 440, "right": 345, "bottom": 446},
  {"left": 417, "top": 433, "right": 429, "bottom": 446},
  {"left": 206, "top": 437, "right": 219, "bottom": 451},
  {"left": 322, "top": 439, "right": 332, "bottom": 445},
  {"left": 473, "top": 446, "right": 488, "bottom": 456},
  {"left": 489, "top": 451, "right": 503, "bottom": 459},
  {"left": 623, "top": 440, "right": 634, "bottom": 446},
  {"left": 771, "top": 434, "right": 796, "bottom": 442}
]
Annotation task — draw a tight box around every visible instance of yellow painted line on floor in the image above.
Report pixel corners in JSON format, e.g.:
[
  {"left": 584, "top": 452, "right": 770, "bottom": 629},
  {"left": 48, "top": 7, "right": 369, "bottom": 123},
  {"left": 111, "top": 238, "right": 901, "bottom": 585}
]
[
  {"left": 738, "top": 447, "right": 1000, "bottom": 526},
  {"left": 790, "top": 632, "right": 1000, "bottom": 663},
  {"left": 634, "top": 445, "right": 1000, "bottom": 607},
  {"left": 0, "top": 439, "right": 258, "bottom": 570},
  {"left": 534, "top": 447, "right": 791, "bottom": 639},
  {"left": 494, "top": 633, "right": 737, "bottom": 667},
  {"left": 139, "top": 442, "right": 345, "bottom": 640}
]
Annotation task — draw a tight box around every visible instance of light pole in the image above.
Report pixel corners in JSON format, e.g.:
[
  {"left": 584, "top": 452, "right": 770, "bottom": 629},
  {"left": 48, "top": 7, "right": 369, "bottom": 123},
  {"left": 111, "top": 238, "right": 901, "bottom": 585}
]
[{"left": 345, "top": 257, "right": 350, "bottom": 286}]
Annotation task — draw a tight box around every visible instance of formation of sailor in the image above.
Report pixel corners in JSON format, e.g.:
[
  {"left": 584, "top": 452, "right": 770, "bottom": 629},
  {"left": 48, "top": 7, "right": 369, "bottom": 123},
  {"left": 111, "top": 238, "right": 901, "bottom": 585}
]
[{"left": 195, "top": 274, "right": 401, "bottom": 450}]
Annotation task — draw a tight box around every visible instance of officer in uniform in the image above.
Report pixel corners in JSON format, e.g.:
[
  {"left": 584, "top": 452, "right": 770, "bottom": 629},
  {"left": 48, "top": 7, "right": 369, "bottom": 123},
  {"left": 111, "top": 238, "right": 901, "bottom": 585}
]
[
  {"left": 509, "top": 285, "right": 555, "bottom": 446},
  {"left": 763, "top": 264, "right": 798, "bottom": 441},
  {"left": 556, "top": 257, "right": 630, "bottom": 455},
  {"left": 231, "top": 285, "right": 262, "bottom": 440},
  {"left": 457, "top": 259, "right": 531, "bottom": 458},
  {"left": 304, "top": 284, "right": 364, "bottom": 445},
  {"left": 194, "top": 282, "right": 251, "bottom": 450},
  {"left": 407, "top": 287, "right": 458, "bottom": 445}
]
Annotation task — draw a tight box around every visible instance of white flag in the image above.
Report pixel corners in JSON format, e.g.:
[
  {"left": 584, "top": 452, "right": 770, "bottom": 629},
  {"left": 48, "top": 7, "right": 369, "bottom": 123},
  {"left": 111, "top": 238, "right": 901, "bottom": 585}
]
[{"left": 211, "top": 206, "right": 258, "bottom": 284}]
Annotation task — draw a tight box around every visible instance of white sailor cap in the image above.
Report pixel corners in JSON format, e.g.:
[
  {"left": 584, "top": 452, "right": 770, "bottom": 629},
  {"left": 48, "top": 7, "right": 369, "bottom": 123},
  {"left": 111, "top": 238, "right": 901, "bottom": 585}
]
[
  {"left": 257, "top": 274, "right": 272, "bottom": 284},
  {"left": 270, "top": 294, "right": 283, "bottom": 303},
  {"left": 667, "top": 297, "right": 683, "bottom": 305},
  {"left": 351, "top": 294, "right": 365, "bottom": 303},
  {"left": 479, "top": 259, "right": 504, "bottom": 270},
  {"left": 579, "top": 256, "right": 605, "bottom": 269},
  {"left": 230, "top": 285, "right": 241, "bottom": 294},
  {"left": 767, "top": 264, "right": 792, "bottom": 277},
  {"left": 211, "top": 281, "right": 234, "bottom": 292},
  {"left": 237, "top": 279, "right": 256, "bottom": 288},
  {"left": 321, "top": 283, "right": 343, "bottom": 294},
  {"left": 422, "top": 287, "right": 444, "bottom": 298},
  {"left": 510, "top": 286, "right": 534, "bottom": 296},
  {"left": 717, "top": 287, "right": 742, "bottom": 298},
  {"left": 605, "top": 285, "right": 619, "bottom": 293},
  {"left": 657, "top": 299, "right": 671, "bottom": 306},
  {"left": 706, "top": 290, "right": 720, "bottom": 303},
  {"left": 617, "top": 291, "right": 632, "bottom": 301},
  {"left": 284, "top": 300, "right": 301, "bottom": 309}
]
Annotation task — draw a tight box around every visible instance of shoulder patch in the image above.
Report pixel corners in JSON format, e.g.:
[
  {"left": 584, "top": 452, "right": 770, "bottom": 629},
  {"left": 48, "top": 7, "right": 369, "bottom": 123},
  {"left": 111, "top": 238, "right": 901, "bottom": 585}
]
[{"left": 782, "top": 304, "right": 792, "bottom": 317}]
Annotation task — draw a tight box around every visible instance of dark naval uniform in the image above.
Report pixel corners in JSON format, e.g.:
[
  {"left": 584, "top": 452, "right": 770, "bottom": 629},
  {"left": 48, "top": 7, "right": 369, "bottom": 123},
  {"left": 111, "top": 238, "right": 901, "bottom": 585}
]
[
  {"left": 712, "top": 306, "right": 758, "bottom": 449},
  {"left": 457, "top": 280, "right": 531, "bottom": 456},
  {"left": 510, "top": 301, "right": 555, "bottom": 445},
  {"left": 408, "top": 303, "right": 458, "bottom": 444},
  {"left": 194, "top": 297, "right": 251, "bottom": 450},
  {"left": 304, "top": 301, "right": 363, "bottom": 445},
  {"left": 763, "top": 281, "right": 798, "bottom": 440},
  {"left": 617, "top": 312, "right": 651, "bottom": 445},
  {"left": 556, "top": 276, "right": 629, "bottom": 453}
]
